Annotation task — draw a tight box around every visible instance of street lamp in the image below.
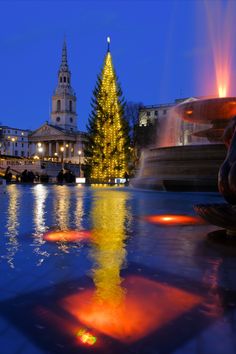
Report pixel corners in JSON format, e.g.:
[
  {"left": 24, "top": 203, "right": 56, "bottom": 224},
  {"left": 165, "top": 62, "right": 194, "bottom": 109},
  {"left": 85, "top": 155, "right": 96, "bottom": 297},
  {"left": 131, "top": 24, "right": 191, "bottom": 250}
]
[
  {"left": 78, "top": 150, "right": 82, "bottom": 177},
  {"left": 37, "top": 142, "right": 44, "bottom": 160}
]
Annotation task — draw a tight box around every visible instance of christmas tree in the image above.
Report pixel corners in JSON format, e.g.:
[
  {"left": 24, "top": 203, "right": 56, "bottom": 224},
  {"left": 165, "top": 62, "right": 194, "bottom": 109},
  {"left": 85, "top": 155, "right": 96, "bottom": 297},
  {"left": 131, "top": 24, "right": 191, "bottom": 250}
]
[{"left": 86, "top": 37, "right": 130, "bottom": 183}]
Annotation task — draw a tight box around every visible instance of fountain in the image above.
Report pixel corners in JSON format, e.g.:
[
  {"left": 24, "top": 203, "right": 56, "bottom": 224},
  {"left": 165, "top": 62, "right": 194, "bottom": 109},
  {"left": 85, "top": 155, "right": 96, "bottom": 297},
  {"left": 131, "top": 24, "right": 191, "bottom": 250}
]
[
  {"left": 131, "top": 101, "right": 228, "bottom": 191},
  {"left": 131, "top": 2, "right": 236, "bottom": 192}
]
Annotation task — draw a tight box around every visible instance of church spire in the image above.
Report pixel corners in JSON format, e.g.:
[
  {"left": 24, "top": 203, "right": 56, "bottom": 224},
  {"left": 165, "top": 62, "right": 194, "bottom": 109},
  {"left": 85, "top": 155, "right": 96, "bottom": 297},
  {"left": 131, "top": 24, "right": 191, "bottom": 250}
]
[
  {"left": 60, "top": 39, "right": 69, "bottom": 71},
  {"left": 51, "top": 40, "right": 77, "bottom": 132}
]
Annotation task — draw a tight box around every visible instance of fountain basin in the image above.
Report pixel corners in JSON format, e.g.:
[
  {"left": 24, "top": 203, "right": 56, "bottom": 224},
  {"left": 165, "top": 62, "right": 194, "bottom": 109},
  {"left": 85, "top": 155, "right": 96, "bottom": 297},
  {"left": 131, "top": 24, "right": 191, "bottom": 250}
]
[
  {"left": 175, "top": 97, "right": 236, "bottom": 124},
  {"left": 131, "top": 144, "right": 226, "bottom": 191}
]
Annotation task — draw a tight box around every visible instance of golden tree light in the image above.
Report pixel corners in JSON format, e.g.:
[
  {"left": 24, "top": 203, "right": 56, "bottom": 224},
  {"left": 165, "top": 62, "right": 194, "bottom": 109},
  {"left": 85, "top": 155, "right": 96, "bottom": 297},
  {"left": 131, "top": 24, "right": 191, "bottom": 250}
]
[{"left": 86, "top": 42, "right": 129, "bottom": 182}]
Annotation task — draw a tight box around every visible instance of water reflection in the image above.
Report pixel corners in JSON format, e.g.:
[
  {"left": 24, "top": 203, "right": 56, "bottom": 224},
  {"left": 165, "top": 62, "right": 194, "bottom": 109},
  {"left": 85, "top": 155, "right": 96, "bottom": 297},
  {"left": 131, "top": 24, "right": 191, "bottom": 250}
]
[
  {"left": 53, "top": 186, "right": 71, "bottom": 253},
  {"left": 53, "top": 186, "right": 70, "bottom": 230},
  {"left": 32, "top": 184, "right": 49, "bottom": 265},
  {"left": 4, "top": 185, "right": 21, "bottom": 268},
  {"left": 61, "top": 190, "right": 131, "bottom": 342},
  {"left": 90, "top": 190, "right": 129, "bottom": 306},
  {"left": 33, "top": 184, "right": 48, "bottom": 235},
  {"left": 201, "top": 258, "right": 224, "bottom": 317},
  {"left": 74, "top": 191, "right": 84, "bottom": 230}
]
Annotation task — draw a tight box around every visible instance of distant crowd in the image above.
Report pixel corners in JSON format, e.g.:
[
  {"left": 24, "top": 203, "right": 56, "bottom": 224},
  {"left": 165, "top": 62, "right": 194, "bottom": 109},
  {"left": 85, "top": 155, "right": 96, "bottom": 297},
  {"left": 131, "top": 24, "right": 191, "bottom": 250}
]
[
  {"left": 57, "top": 169, "right": 76, "bottom": 183},
  {"left": 3, "top": 166, "right": 76, "bottom": 184}
]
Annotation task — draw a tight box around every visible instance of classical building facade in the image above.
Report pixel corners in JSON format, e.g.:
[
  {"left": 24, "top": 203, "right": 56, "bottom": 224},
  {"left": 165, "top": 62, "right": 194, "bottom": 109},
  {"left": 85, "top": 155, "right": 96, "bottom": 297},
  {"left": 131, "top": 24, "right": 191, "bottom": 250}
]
[
  {"left": 0, "top": 126, "right": 30, "bottom": 157},
  {"left": 29, "top": 40, "right": 86, "bottom": 164}
]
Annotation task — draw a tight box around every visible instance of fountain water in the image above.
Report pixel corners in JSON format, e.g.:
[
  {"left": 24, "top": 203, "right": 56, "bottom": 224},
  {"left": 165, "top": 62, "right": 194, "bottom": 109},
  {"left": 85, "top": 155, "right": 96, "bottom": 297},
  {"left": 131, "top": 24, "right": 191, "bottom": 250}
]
[{"left": 131, "top": 1, "right": 235, "bottom": 191}]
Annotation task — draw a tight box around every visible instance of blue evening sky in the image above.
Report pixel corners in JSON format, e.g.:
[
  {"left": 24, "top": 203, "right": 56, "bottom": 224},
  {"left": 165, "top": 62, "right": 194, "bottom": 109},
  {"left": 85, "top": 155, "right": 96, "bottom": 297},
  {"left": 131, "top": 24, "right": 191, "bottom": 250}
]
[{"left": 0, "top": 0, "right": 235, "bottom": 132}]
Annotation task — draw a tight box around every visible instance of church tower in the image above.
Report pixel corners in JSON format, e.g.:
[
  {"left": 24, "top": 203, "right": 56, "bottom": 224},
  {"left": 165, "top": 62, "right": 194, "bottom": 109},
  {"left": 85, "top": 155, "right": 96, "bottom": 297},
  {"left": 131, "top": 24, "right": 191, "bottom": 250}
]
[{"left": 51, "top": 40, "right": 77, "bottom": 132}]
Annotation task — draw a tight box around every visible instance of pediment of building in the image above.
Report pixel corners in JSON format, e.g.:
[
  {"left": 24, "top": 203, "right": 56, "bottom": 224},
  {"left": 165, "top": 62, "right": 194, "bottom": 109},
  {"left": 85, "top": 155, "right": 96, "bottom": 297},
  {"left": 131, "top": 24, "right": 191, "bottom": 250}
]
[{"left": 30, "top": 123, "right": 66, "bottom": 138}]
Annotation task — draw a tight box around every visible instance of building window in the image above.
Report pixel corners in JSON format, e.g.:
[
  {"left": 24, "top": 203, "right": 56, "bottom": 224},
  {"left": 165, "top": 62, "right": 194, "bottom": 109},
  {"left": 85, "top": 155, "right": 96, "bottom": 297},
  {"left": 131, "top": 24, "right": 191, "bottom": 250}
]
[
  {"left": 69, "top": 100, "right": 72, "bottom": 112},
  {"left": 15, "top": 150, "right": 18, "bottom": 156},
  {"left": 57, "top": 100, "right": 61, "bottom": 111},
  {"left": 146, "top": 111, "right": 151, "bottom": 117},
  {"left": 70, "top": 117, "right": 73, "bottom": 123},
  {"left": 154, "top": 110, "right": 158, "bottom": 116},
  {"left": 22, "top": 143, "right": 24, "bottom": 147},
  {"left": 68, "top": 77, "right": 70, "bottom": 84},
  {"left": 60, "top": 77, "right": 62, "bottom": 83},
  {"left": 15, "top": 142, "right": 18, "bottom": 147},
  {"left": 15, "top": 131, "right": 17, "bottom": 134},
  {"left": 64, "top": 77, "right": 66, "bottom": 83},
  {"left": 21, "top": 151, "right": 24, "bottom": 157},
  {"left": 56, "top": 116, "right": 60, "bottom": 122},
  {"left": 21, "top": 137, "right": 24, "bottom": 141},
  {"left": 163, "top": 109, "right": 167, "bottom": 115}
]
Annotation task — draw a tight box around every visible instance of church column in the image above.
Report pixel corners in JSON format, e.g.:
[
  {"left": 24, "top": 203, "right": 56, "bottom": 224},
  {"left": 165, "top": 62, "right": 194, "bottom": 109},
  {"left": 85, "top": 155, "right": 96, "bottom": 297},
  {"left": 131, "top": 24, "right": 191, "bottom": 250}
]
[
  {"left": 49, "top": 142, "right": 52, "bottom": 157},
  {"left": 56, "top": 142, "right": 59, "bottom": 157},
  {"left": 63, "top": 141, "right": 66, "bottom": 159},
  {"left": 68, "top": 142, "right": 72, "bottom": 158}
]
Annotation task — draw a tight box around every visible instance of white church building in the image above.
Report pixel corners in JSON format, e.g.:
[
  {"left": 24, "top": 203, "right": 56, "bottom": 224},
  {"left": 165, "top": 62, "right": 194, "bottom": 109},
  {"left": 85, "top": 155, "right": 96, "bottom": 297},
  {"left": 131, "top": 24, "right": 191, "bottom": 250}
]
[{"left": 28, "top": 40, "right": 86, "bottom": 164}]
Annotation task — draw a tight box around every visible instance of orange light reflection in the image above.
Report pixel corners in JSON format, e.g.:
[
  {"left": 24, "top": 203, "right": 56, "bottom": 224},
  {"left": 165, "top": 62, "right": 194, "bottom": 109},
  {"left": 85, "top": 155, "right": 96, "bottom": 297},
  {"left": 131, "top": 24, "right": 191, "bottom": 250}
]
[
  {"left": 61, "top": 276, "right": 203, "bottom": 344},
  {"left": 144, "top": 214, "right": 205, "bottom": 225},
  {"left": 43, "top": 230, "right": 91, "bottom": 242}
]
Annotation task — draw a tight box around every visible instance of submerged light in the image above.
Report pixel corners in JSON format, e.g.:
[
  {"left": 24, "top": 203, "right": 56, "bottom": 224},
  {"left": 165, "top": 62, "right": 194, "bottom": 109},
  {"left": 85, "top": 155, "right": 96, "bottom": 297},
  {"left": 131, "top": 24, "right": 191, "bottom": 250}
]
[
  {"left": 76, "top": 328, "right": 97, "bottom": 346},
  {"left": 43, "top": 230, "right": 91, "bottom": 242},
  {"left": 186, "top": 110, "right": 193, "bottom": 115},
  {"left": 144, "top": 214, "right": 205, "bottom": 225}
]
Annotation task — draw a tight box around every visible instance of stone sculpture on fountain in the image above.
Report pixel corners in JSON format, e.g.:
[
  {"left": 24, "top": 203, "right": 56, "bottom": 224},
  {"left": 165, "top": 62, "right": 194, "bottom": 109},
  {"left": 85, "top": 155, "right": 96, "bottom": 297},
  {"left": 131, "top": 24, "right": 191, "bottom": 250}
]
[{"left": 195, "top": 116, "right": 236, "bottom": 240}]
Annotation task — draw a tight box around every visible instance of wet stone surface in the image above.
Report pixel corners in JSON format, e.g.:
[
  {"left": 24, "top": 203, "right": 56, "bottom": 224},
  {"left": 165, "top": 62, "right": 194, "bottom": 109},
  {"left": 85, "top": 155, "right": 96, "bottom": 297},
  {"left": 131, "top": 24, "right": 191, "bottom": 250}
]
[{"left": 0, "top": 185, "right": 236, "bottom": 354}]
